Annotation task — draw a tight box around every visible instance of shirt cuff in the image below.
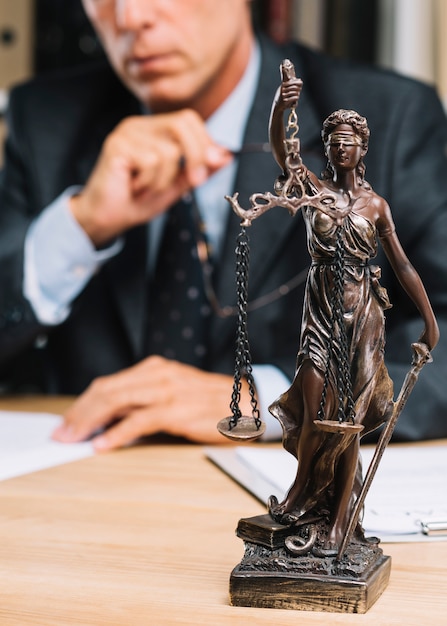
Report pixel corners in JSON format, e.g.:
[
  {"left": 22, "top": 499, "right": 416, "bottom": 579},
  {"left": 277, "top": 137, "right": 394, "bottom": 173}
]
[
  {"left": 24, "top": 186, "right": 123, "bottom": 325},
  {"left": 251, "top": 364, "right": 290, "bottom": 441}
]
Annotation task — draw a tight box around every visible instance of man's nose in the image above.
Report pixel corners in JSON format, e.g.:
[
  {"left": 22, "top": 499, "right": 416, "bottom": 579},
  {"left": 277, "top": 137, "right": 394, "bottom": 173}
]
[{"left": 116, "top": 0, "right": 157, "bottom": 30}]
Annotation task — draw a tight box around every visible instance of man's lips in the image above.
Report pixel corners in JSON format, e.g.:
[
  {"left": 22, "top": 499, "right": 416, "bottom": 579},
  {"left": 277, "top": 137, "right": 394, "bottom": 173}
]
[{"left": 126, "top": 52, "right": 179, "bottom": 75}]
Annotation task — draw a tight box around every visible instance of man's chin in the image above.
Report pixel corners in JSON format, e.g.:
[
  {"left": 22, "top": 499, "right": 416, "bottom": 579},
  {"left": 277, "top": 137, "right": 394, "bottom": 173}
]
[
  {"left": 145, "top": 95, "right": 187, "bottom": 114},
  {"left": 126, "top": 83, "right": 189, "bottom": 113},
  {"left": 122, "top": 72, "right": 201, "bottom": 114}
]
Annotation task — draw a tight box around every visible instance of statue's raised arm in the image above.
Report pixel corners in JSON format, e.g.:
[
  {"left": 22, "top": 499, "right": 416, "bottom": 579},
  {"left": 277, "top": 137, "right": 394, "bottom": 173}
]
[
  {"left": 226, "top": 60, "right": 344, "bottom": 227},
  {"left": 269, "top": 59, "right": 303, "bottom": 173}
]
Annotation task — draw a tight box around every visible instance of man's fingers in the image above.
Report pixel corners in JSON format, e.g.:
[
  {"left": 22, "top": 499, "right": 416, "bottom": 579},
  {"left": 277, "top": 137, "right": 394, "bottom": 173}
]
[
  {"left": 52, "top": 356, "right": 244, "bottom": 450},
  {"left": 52, "top": 399, "right": 116, "bottom": 443},
  {"left": 71, "top": 110, "right": 233, "bottom": 244},
  {"left": 92, "top": 409, "right": 159, "bottom": 451},
  {"left": 52, "top": 359, "right": 173, "bottom": 443}
]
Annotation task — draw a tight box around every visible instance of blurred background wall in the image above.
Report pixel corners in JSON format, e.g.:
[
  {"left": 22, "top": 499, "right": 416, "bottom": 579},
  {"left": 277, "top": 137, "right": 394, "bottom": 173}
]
[
  {"left": 259, "top": 0, "right": 447, "bottom": 106},
  {"left": 1, "top": 0, "right": 447, "bottom": 161}
]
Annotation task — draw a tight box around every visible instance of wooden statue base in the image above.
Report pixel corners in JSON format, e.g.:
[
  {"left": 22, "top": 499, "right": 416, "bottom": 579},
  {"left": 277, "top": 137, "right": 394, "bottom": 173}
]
[{"left": 229, "top": 514, "right": 391, "bottom": 613}]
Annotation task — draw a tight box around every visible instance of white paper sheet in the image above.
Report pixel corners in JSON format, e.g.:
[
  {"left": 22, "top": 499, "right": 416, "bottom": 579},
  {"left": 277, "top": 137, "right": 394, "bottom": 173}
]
[
  {"left": 206, "top": 443, "right": 447, "bottom": 542},
  {"left": 0, "top": 411, "right": 94, "bottom": 481}
]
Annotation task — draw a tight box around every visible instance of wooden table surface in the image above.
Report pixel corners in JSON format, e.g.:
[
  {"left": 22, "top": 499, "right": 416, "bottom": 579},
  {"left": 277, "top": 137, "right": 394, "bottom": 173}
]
[{"left": 0, "top": 396, "right": 446, "bottom": 625}]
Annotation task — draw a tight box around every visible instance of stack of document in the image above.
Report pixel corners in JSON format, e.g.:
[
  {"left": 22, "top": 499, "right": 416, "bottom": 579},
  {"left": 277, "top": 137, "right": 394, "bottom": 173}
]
[
  {"left": 206, "top": 443, "right": 447, "bottom": 542},
  {"left": 0, "top": 411, "right": 94, "bottom": 481}
]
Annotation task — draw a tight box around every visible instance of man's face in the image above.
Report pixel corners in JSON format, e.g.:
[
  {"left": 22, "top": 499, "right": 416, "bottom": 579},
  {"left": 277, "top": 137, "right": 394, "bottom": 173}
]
[{"left": 82, "top": 0, "right": 254, "bottom": 118}]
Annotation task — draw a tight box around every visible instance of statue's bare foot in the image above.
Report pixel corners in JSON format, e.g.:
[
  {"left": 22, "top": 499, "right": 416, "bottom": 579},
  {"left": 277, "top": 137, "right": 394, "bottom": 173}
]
[
  {"left": 268, "top": 495, "right": 286, "bottom": 522},
  {"left": 268, "top": 495, "right": 302, "bottom": 524}
]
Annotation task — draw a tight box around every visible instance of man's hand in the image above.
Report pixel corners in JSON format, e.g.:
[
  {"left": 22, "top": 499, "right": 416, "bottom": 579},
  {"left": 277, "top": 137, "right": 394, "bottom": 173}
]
[
  {"left": 70, "top": 110, "right": 232, "bottom": 247},
  {"left": 52, "top": 356, "right": 256, "bottom": 449}
]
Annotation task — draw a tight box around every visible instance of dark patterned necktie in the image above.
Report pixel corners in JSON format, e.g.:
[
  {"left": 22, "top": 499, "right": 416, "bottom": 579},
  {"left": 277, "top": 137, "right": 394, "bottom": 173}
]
[{"left": 147, "top": 194, "right": 212, "bottom": 367}]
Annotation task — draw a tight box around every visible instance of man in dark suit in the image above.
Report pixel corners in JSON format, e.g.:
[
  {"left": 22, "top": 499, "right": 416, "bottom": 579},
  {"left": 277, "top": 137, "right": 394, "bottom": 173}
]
[{"left": 1, "top": 0, "right": 446, "bottom": 449}]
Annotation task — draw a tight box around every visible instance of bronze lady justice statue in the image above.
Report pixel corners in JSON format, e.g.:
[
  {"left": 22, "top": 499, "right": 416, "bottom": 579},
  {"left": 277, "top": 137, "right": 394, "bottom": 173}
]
[{"left": 225, "top": 60, "right": 439, "bottom": 559}]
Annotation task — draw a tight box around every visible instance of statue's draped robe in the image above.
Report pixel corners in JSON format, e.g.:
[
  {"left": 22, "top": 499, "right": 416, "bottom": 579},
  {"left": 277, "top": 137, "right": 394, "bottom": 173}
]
[{"left": 269, "top": 205, "right": 395, "bottom": 518}]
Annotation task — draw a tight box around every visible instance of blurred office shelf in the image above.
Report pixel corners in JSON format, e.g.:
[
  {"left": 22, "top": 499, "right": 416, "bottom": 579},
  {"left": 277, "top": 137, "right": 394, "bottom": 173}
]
[
  {"left": 256, "top": 0, "right": 378, "bottom": 63},
  {"left": 0, "top": 0, "right": 379, "bottom": 83},
  {"left": 0, "top": 0, "right": 34, "bottom": 91},
  {"left": 0, "top": 1, "right": 445, "bottom": 104}
]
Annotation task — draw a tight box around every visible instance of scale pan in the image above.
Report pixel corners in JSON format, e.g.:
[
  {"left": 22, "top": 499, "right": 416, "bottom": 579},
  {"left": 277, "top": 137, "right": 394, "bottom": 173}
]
[
  {"left": 313, "top": 420, "right": 364, "bottom": 434},
  {"left": 217, "top": 415, "right": 266, "bottom": 442}
]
